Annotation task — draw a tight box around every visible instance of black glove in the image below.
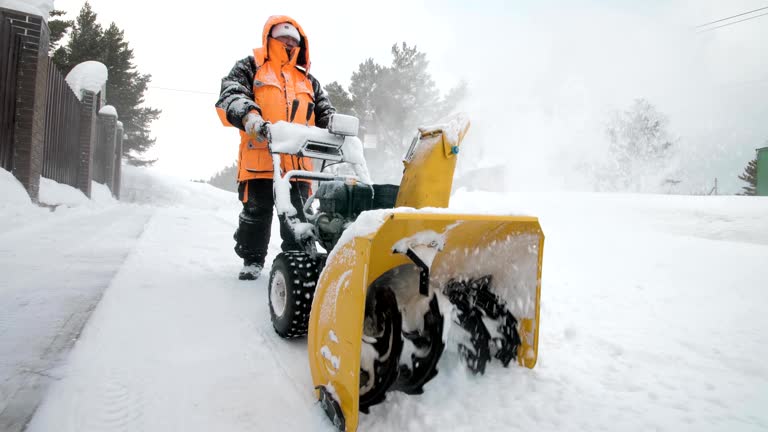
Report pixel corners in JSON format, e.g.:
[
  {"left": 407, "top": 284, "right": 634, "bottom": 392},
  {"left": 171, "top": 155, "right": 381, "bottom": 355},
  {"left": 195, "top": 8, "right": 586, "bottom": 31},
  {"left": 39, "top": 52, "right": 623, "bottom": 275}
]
[{"left": 243, "top": 111, "right": 271, "bottom": 142}]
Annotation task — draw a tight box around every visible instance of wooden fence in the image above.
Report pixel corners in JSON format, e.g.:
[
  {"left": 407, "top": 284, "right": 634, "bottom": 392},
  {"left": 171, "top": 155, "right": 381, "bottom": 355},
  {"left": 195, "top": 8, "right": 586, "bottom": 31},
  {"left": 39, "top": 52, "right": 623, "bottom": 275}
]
[
  {"left": 0, "top": 10, "right": 22, "bottom": 172},
  {"left": 93, "top": 111, "right": 122, "bottom": 197},
  {"left": 1, "top": 7, "right": 123, "bottom": 201},
  {"left": 42, "top": 57, "right": 82, "bottom": 187}
]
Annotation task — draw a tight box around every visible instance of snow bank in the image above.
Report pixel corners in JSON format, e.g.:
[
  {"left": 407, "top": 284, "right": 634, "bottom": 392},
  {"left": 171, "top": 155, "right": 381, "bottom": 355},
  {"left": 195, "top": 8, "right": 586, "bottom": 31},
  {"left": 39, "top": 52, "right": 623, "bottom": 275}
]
[
  {"left": 37, "top": 177, "right": 115, "bottom": 208},
  {"left": 65, "top": 61, "right": 108, "bottom": 101},
  {"left": 451, "top": 188, "right": 768, "bottom": 245},
  {"left": 0, "top": 0, "right": 53, "bottom": 19},
  {"left": 1, "top": 168, "right": 111, "bottom": 210},
  {"left": 120, "top": 164, "right": 236, "bottom": 211},
  {"left": 0, "top": 167, "right": 32, "bottom": 206},
  {"left": 0, "top": 168, "right": 121, "bottom": 237},
  {"left": 91, "top": 181, "right": 117, "bottom": 204},
  {"left": 2, "top": 164, "right": 237, "bottom": 214},
  {"left": 0, "top": 168, "right": 41, "bottom": 236},
  {"left": 9, "top": 163, "right": 768, "bottom": 432},
  {"left": 38, "top": 177, "right": 90, "bottom": 207}
]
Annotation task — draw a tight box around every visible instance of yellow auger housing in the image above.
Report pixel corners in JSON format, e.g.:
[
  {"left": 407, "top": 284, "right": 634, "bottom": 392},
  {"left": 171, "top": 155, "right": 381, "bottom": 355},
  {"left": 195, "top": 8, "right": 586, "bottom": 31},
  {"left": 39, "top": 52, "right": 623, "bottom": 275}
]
[{"left": 307, "top": 114, "right": 544, "bottom": 431}]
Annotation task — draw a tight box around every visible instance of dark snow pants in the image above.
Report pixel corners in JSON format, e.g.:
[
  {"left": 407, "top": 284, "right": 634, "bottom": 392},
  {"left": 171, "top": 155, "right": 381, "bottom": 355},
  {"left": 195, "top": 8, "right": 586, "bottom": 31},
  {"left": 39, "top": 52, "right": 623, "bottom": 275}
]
[{"left": 234, "top": 179, "right": 310, "bottom": 266}]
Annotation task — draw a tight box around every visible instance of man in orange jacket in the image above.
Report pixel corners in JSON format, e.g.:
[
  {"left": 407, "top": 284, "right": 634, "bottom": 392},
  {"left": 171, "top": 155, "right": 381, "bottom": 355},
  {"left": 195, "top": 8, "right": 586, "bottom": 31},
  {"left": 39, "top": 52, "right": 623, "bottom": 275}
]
[{"left": 216, "top": 16, "right": 335, "bottom": 280}]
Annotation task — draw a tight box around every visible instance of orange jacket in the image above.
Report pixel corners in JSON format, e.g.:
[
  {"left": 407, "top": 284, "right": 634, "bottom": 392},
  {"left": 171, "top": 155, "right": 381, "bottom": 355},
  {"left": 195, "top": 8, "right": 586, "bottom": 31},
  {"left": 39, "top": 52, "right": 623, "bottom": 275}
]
[{"left": 216, "top": 16, "right": 335, "bottom": 183}]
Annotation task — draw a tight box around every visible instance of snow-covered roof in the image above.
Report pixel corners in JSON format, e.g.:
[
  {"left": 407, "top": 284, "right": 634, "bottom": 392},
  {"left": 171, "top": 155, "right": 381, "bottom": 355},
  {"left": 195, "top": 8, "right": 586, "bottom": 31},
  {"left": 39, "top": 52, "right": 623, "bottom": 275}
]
[
  {"left": 65, "top": 61, "right": 108, "bottom": 102},
  {"left": 0, "top": 0, "right": 53, "bottom": 20}
]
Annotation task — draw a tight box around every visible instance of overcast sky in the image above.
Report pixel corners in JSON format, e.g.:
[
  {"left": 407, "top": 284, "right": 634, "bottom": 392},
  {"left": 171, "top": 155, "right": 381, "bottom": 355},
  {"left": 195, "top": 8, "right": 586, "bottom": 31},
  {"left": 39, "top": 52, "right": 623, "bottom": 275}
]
[{"left": 49, "top": 0, "right": 768, "bottom": 193}]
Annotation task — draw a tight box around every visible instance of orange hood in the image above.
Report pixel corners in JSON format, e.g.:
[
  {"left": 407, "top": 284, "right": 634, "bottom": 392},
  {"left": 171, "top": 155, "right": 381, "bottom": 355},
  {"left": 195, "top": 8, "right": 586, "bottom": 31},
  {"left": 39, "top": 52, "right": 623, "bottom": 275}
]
[{"left": 261, "top": 15, "right": 310, "bottom": 72}]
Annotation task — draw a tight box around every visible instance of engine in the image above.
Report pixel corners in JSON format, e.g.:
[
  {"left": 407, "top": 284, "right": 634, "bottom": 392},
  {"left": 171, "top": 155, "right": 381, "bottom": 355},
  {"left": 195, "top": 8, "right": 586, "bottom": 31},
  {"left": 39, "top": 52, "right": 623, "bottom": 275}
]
[{"left": 313, "top": 181, "right": 399, "bottom": 252}]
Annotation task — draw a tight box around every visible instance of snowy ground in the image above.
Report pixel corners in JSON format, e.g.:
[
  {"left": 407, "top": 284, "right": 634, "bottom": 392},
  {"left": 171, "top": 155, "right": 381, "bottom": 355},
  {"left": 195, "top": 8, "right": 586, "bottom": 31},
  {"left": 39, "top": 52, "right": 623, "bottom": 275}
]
[{"left": 1, "top": 166, "right": 767, "bottom": 432}]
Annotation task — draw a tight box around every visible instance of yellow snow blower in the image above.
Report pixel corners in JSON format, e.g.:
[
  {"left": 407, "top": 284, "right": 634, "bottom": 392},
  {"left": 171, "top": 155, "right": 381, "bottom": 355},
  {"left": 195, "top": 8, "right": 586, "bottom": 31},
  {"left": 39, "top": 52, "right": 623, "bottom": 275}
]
[
  {"left": 284, "top": 114, "right": 546, "bottom": 431},
  {"left": 220, "top": 104, "right": 544, "bottom": 430}
]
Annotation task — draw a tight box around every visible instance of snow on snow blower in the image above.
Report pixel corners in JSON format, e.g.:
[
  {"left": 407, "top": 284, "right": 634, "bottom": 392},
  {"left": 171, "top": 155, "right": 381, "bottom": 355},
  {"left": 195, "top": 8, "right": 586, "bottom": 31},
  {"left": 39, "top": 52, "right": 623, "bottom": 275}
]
[{"left": 229, "top": 107, "right": 544, "bottom": 431}]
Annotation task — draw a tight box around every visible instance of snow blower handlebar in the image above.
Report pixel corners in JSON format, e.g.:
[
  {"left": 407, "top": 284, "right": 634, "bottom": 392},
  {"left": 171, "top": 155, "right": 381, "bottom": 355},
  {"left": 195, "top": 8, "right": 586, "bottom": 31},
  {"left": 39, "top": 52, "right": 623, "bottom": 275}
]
[
  {"left": 265, "top": 114, "right": 373, "bottom": 257},
  {"left": 267, "top": 114, "right": 371, "bottom": 218}
]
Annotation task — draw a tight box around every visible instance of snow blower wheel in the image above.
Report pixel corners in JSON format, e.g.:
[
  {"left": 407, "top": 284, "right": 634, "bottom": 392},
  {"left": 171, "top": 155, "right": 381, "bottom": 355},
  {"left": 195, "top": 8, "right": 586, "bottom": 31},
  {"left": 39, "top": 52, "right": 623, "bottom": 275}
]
[
  {"left": 268, "top": 251, "right": 322, "bottom": 338},
  {"left": 394, "top": 295, "right": 445, "bottom": 394},
  {"left": 359, "top": 286, "right": 403, "bottom": 413}
]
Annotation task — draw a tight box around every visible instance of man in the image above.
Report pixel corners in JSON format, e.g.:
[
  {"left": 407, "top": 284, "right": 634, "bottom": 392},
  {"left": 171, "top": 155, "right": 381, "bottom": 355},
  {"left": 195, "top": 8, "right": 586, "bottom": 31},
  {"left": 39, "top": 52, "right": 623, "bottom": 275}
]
[{"left": 215, "top": 16, "right": 335, "bottom": 280}]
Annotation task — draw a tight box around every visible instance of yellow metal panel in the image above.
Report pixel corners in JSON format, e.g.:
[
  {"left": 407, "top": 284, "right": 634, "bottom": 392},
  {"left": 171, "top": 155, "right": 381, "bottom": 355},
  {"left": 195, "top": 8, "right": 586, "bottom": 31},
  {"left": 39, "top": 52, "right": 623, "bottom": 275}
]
[
  {"left": 308, "top": 238, "right": 370, "bottom": 432},
  {"left": 395, "top": 118, "right": 470, "bottom": 209},
  {"left": 396, "top": 134, "right": 455, "bottom": 209},
  {"left": 309, "top": 211, "right": 544, "bottom": 431}
]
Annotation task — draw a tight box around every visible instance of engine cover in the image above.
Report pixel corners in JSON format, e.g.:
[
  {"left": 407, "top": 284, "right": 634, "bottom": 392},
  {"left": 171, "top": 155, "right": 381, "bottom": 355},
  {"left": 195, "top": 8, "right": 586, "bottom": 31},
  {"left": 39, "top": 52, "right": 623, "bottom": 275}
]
[{"left": 316, "top": 181, "right": 373, "bottom": 218}]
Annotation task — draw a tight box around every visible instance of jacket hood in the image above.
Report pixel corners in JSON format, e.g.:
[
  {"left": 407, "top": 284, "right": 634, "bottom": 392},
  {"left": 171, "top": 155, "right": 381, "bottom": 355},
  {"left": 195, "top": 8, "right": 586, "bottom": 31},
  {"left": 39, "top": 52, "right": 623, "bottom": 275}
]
[{"left": 261, "top": 15, "right": 310, "bottom": 71}]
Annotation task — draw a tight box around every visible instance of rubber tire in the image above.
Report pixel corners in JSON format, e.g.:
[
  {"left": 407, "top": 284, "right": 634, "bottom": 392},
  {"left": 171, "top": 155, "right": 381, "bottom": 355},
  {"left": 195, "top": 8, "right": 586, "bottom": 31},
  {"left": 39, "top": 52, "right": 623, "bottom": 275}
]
[
  {"left": 268, "top": 251, "right": 322, "bottom": 338},
  {"left": 359, "top": 286, "right": 403, "bottom": 413},
  {"left": 394, "top": 295, "right": 445, "bottom": 394}
]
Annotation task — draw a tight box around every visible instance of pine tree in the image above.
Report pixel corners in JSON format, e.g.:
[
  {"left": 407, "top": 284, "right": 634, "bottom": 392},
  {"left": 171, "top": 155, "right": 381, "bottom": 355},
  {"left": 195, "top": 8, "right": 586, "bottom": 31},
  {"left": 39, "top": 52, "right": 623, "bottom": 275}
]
[
  {"left": 600, "top": 98, "right": 678, "bottom": 191},
  {"left": 440, "top": 80, "right": 468, "bottom": 117},
  {"left": 51, "top": 2, "right": 160, "bottom": 166},
  {"left": 324, "top": 82, "right": 353, "bottom": 116},
  {"left": 207, "top": 162, "right": 238, "bottom": 192},
  {"left": 349, "top": 58, "right": 383, "bottom": 123},
  {"left": 100, "top": 22, "right": 160, "bottom": 165},
  {"left": 388, "top": 42, "right": 441, "bottom": 123},
  {"left": 341, "top": 43, "right": 466, "bottom": 182},
  {"left": 738, "top": 157, "right": 757, "bottom": 196},
  {"left": 47, "top": 10, "right": 72, "bottom": 54},
  {"left": 59, "top": 2, "right": 102, "bottom": 68}
]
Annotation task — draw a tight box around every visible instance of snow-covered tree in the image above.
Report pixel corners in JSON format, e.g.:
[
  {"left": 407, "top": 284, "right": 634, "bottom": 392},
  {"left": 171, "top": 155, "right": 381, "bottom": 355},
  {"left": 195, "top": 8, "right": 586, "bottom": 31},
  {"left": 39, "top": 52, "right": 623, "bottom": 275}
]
[
  {"left": 348, "top": 58, "right": 382, "bottom": 125},
  {"left": 51, "top": 2, "right": 160, "bottom": 166},
  {"left": 338, "top": 43, "right": 466, "bottom": 182},
  {"left": 597, "top": 99, "right": 679, "bottom": 192}
]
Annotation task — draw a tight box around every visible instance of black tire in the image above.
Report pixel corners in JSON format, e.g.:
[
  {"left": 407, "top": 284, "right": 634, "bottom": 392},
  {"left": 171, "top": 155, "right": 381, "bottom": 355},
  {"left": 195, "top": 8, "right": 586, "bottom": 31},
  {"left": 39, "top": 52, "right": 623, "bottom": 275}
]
[
  {"left": 394, "top": 295, "right": 445, "bottom": 394},
  {"left": 268, "top": 251, "right": 322, "bottom": 338},
  {"left": 359, "top": 286, "right": 403, "bottom": 413}
]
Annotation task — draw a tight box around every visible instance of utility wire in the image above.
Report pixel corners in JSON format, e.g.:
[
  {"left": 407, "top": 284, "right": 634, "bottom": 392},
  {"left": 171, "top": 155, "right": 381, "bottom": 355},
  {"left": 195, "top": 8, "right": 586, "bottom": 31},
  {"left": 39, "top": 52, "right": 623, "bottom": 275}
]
[
  {"left": 696, "top": 5, "right": 768, "bottom": 28},
  {"left": 698, "top": 11, "right": 768, "bottom": 31},
  {"left": 148, "top": 86, "right": 218, "bottom": 95},
  {"left": 697, "top": 9, "right": 768, "bottom": 32}
]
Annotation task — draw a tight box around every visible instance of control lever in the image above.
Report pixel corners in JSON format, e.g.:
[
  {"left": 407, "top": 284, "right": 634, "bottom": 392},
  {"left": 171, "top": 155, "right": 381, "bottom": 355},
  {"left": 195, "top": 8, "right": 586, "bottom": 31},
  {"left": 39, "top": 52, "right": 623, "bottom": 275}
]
[
  {"left": 305, "top": 102, "right": 315, "bottom": 125},
  {"left": 289, "top": 99, "right": 300, "bottom": 123}
]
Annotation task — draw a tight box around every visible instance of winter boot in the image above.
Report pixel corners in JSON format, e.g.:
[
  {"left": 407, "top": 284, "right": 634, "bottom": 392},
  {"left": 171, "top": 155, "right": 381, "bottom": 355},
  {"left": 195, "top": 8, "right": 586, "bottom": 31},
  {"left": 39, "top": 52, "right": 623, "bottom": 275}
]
[{"left": 239, "top": 262, "right": 263, "bottom": 280}]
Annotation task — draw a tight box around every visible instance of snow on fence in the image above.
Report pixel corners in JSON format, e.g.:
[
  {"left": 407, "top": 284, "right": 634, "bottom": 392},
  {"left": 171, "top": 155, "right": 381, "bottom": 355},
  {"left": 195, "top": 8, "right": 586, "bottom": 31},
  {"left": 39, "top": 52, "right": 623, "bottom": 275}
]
[{"left": 0, "top": 7, "right": 122, "bottom": 201}]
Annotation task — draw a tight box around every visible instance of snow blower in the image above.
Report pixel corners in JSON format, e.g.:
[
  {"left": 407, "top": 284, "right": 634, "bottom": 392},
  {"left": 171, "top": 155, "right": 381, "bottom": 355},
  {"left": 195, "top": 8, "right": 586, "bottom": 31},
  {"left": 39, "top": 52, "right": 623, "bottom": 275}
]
[
  {"left": 304, "top": 115, "right": 544, "bottom": 431},
  {"left": 223, "top": 104, "right": 544, "bottom": 431}
]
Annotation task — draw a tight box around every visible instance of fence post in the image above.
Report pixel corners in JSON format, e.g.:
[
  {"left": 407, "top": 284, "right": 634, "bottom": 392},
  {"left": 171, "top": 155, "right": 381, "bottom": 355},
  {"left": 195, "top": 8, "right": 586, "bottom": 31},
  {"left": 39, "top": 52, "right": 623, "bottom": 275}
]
[
  {"left": 76, "top": 90, "right": 97, "bottom": 198},
  {"left": 96, "top": 109, "right": 117, "bottom": 194},
  {"left": 2, "top": 9, "right": 49, "bottom": 202},
  {"left": 0, "top": 11, "right": 23, "bottom": 173},
  {"left": 114, "top": 121, "right": 123, "bottom": 199}
]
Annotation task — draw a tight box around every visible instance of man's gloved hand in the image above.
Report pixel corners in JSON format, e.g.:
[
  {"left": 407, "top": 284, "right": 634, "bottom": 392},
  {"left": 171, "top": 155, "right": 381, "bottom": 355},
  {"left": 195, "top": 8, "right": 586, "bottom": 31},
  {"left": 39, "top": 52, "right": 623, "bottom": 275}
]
[{"left": 243, "top": 111, "right": 270, "bottom": 142}]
